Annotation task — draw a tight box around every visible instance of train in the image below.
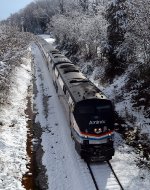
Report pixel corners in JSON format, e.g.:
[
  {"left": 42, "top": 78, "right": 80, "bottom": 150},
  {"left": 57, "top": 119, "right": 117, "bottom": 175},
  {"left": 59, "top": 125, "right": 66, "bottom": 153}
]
[{"left": 37, "top": 37, "right": 115, "bottom": 162}]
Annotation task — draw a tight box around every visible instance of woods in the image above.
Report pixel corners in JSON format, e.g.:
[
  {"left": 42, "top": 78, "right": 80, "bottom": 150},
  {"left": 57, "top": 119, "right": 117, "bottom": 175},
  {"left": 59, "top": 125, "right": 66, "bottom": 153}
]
[
  {"left": 0, "top": 24, "right": 34, "bottom": 105},
  {"left": 0, "top": 0, "right": 150, "bottom": 118},
  {"left": 1, "top": 0, "right": 149, "bottom": 71}
]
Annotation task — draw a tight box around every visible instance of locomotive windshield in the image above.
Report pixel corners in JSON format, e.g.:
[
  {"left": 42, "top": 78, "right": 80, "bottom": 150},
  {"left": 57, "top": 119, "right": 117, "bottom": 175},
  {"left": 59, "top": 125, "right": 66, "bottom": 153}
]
[
  {"left": 78, "top": 105, "right": 111, "bottom": 115},
  {"left": 74, "top": 99, "right": 114, "bottom": 134}
]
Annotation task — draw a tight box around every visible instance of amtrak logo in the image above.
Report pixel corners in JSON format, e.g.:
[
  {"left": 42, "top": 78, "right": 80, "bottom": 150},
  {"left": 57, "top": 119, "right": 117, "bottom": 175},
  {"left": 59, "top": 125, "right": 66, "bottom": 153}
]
[{"left": 89, "top": 120, "right": 106, "bottom": 125}]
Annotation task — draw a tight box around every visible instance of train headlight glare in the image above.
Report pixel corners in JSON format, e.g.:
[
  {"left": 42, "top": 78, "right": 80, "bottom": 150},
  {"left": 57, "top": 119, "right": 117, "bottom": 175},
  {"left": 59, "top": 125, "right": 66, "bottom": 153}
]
[{"left": 94, "top": 128, "right": 102, "bottom": 134}]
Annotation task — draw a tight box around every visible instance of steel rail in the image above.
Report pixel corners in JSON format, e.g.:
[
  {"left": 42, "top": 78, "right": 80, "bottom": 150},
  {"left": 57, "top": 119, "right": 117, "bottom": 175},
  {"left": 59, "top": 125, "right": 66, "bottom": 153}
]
[
  {"left": 107, "top": 161, "right": 124, "bottom": 190},
  {"left": 87, "top": 162, "right": 100, "bottom": 190}
]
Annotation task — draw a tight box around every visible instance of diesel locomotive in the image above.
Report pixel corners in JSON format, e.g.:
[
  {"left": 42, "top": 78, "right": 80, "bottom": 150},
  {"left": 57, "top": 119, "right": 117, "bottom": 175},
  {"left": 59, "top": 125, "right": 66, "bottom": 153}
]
[{"left": 38, "top": 37, "right": 115, "bottom": 162}]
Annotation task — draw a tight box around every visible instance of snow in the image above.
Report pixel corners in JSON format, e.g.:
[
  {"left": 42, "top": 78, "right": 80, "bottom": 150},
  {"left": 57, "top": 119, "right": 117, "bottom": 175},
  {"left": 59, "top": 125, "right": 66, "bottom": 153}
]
[
  {"left": 109, "top": 0, "right": 118, "bottom": 6},
  {"left": 112, "top": 133, "right": 150, "bottom": 190},
  {"left": 0, "top": 61, "right": 9, "bottom": 76},
  {"left": 0, "top": 61, "right": 7, "bottom": 71},
  {"left": 1, "top": 34, "right": 150, "bottom": 190},
  {"left": 0, "top": 49, "right": 32, "bottom": 189},
  {"left": 39, "top": 34, "right": 55, "bottom": 44},
  {"left": 101, "top": 68, "right": 150, "bottom": 136}
]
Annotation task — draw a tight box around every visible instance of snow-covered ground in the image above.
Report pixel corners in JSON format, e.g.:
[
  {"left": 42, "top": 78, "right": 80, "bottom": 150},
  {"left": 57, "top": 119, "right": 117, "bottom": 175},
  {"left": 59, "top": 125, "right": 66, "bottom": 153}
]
[
  {"left": 0, "top": 34, "right": 150, "bottom": 190},
  {"left": 0, "top": 50, "right": 32, "bottom": 189},
  {"left": 102, "top": 69, "right": 150, "bottom": 136}
]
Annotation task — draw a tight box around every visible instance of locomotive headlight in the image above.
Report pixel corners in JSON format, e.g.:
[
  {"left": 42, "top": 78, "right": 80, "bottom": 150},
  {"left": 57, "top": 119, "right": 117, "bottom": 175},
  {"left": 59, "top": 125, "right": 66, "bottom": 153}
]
[{"left": 94, "top": 128, "right": 102, "bottom": 134}]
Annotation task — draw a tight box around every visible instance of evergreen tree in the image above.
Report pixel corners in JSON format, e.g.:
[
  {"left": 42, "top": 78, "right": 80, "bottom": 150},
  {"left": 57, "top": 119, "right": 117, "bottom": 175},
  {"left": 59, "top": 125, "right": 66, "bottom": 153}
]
[{"left": 106, "top": 0, "right": 127, "bottom": 78}]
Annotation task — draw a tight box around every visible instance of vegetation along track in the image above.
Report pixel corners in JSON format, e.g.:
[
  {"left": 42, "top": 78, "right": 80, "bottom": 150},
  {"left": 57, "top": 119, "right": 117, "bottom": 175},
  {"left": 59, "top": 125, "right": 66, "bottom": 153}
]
[{"left": 87, "top": 161, "right": 124, "bottom": 190}]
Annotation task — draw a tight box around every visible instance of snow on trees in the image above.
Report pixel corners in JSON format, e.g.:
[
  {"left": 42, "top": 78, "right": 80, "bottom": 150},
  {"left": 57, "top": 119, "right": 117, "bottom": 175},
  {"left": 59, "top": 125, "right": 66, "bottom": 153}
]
[
  {"left": 51, "top": 1, "right": 108, "bottom": 60},
  {"left": 0, "top": 24, "right": 34, "bottom": 105},
  {"left": 124, "top": 0, "right": 150, "bottom": 65}
]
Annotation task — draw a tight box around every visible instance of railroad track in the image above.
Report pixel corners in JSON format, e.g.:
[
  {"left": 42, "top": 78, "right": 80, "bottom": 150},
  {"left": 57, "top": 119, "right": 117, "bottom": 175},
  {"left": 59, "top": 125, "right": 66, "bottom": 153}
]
[{"left": 87, "top": 161, "right": 124, "bottom": 190}]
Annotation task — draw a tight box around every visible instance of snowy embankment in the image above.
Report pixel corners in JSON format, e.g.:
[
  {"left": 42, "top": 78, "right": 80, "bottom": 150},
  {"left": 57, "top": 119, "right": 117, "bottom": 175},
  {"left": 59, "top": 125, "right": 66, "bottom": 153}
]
[
  {"left": 102, "top": 69, "right": 150, "bottom": 136},
  {"left": 0, "top": 49, "right": 32, "bottom": 189}
]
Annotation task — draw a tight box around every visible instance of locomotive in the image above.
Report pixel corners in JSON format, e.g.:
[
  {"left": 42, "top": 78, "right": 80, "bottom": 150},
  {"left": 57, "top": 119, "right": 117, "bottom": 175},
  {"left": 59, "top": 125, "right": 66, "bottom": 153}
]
[{"left": 38, "top": 37, "right": 115, "bottom": 162}]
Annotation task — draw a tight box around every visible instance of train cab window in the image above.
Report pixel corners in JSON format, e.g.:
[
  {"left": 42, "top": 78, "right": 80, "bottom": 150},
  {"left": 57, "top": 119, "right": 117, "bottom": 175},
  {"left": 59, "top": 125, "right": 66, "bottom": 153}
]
[
  {"left": 70, "top": 79, "right": 89, "bottom": 84},
  {"left": 77, "top": 106, "right": 95, "bottom": 114},
  {"left": 96, "top": 105, "right": 112, "bottom": 119},
  {"left": 64, "top": 69, "right": 79, "bottom": 74},
  {"left": 96, "top": 105, "right": 111, "bottom": 113},
  {"left": 60, "top": 64, "right": 73, "bottom": 69},
  {"left": 75, "top": 105, "right": 112, "bottom": 115}
]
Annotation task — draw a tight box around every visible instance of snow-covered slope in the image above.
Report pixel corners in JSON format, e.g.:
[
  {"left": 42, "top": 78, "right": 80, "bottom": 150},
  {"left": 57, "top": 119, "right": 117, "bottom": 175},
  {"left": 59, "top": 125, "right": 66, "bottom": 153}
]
[{"left": 0, "top": 49, "right": 32, "bottom": 190}]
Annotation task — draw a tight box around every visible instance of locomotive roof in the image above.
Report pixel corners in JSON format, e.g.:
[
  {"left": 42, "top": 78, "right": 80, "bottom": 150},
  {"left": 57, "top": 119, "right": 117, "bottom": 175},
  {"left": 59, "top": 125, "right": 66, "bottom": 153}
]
[
  {"left": 52, "top": 57, "right": 72, "bottom": 65},
  {"left": 37, "top": 38, "right": 108, "bottom": 103},
  {"left": 56, "top": 63, "right": 107, "bottom": 103}
]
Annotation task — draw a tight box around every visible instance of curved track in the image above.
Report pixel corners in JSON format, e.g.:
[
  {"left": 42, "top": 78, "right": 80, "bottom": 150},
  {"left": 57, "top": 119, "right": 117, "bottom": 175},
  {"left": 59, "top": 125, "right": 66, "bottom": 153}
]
[{"left": 87, "top": 161, "right": 124, "bottom": 190}]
